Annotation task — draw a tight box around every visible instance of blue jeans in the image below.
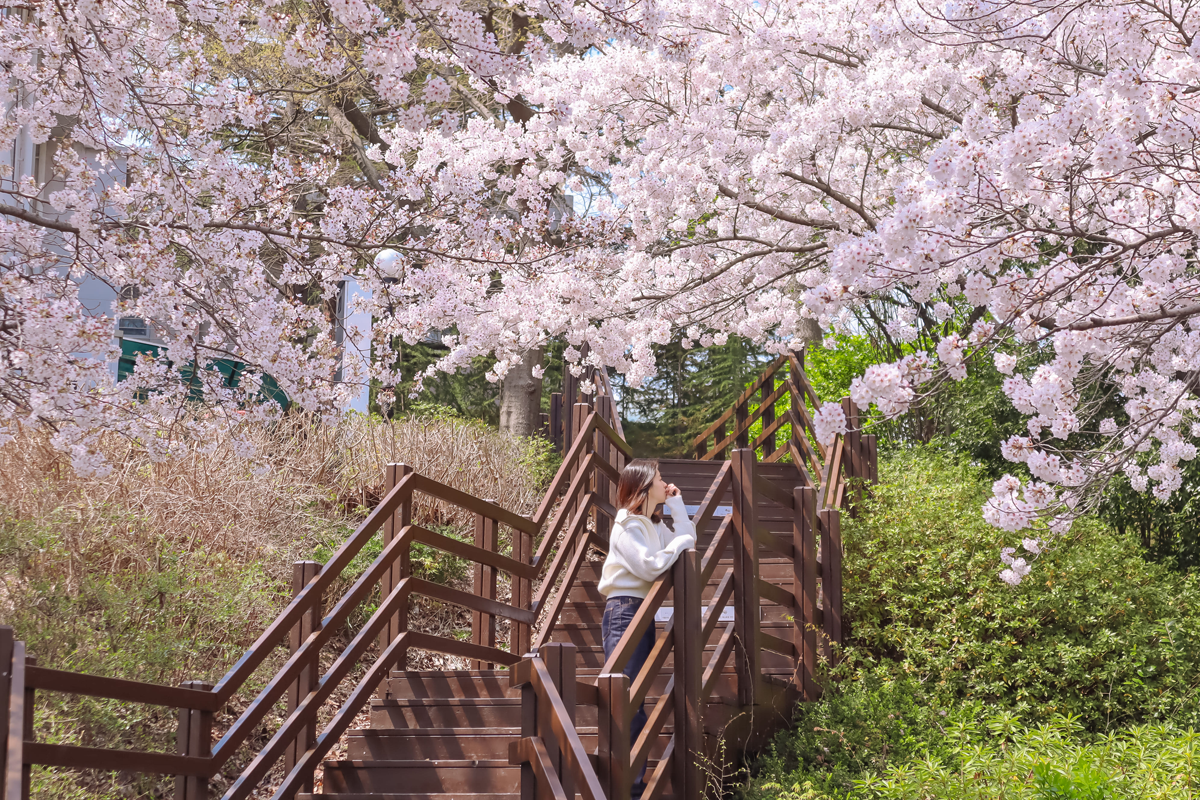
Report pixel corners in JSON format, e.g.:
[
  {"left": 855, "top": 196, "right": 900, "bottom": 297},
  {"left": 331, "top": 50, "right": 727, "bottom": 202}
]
[{"left": 601, "top": 595, "right": 656, "bottom": 797}]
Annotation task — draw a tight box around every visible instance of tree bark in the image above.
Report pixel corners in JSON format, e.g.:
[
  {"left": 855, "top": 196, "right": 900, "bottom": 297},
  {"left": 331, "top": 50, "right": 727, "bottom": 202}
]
[{"left": 499, "top": 348, "right": 544, "bottom": 437}]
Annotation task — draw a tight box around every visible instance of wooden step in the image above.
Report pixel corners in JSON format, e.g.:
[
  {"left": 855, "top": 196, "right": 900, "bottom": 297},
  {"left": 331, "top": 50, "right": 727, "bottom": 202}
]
[
  {"left": 345, "top": 727, "right": 673, "bottom": 761},
  {"left": 320, "top": 760, "right": 668, "bottom": 795},
  {"left": 369, "top": 698, "right": 599, "bottom": 729},
  {"left": 320, "top": 760, "right": 519, "bottom": 794},
  {"left": 383, "top": 670, "right": 516, "bottom": 700}
]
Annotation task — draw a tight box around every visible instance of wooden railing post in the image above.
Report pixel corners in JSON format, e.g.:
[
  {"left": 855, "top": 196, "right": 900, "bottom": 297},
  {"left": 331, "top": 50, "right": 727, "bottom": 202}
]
[
  {"left": 380, "top": 463, "right": 413, "bottom": 658},
  {"left": 793, "top": 487, "right": 819, "bottom": 701},
  {"left": 472, "top": 509, "right": 499, "bottom": 669},
  {"left": 594, "top": 396, "right": 614, "bottom": 542},
  {"left": 1, "top": 627, "right": 12, "bottom": 793},
  {"left": 568, "top": 402, "right": 591, "bottom": 522},
  {"left": 2, "top": 627, "right": 30, "bottom": 800},
  {"left": 818, "top": 509, "right": 844, "bottom": 661},
  {"left": 519, "top": 662, "right": 536, "bottom": 800},
  {"left": 761, "top": 374, "right": 777, "bottom": 460},
  {"left": 562, "top": 368, "right": 579, "bottom": 447},
  {"left": 735, "top": 400, "right": 749, "bottom": 449},
  {"left": 597, "top": 672, "right": 631, "bottom": 800},
  {"left": 714, "top": 421, "right": 726, "bottom": 460},
  {"left": 866, "top": 434, "right": 879, "bottom": 484},
  {"left": 175, "top": 680, "right": 213, "bottom": 800},
  {"left": 540, "top": 643, "right": 576, "bottom": 800},
  {"left": 513, "top": 524, "right": 533, "bottom": 658},
  {"left": 285, "top": 560, "right": 322, "bottom": 797},
  {"left": 550, "top": 392, "right": 563, "bottom": 453},
  {"left": 672, "top": 550, "right": 703, "bottom": 800},
  {"left": 730, "top": 448, "right": 761, "bottom": 707}
]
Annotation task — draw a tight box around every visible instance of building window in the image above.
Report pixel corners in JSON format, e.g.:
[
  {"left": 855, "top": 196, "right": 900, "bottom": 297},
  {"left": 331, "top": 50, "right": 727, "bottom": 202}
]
[{"left": 117, "top": 285, "right": 149, "bottom": 338}]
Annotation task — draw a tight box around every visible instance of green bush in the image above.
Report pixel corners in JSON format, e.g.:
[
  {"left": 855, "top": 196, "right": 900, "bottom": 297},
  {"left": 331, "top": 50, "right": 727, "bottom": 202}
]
[
  {"left": 762, "top": 715, "right": 1200, "bottom": 800},
  {"left": 748, "top": 449, "right": 1200, "bottom": 799},
  {"left": 748, "top": 671, "right": 951, "bottom": 797},
  {"left": 839, "top": 450, "right": 1200, "bottom": 729}
]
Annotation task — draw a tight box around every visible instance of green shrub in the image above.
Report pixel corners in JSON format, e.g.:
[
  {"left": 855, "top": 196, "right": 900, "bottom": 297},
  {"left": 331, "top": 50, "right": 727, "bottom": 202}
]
[
  {"left": 762, "top": 715, "right": 1200, "bottom": 800},
  {"left": 748, "top": 671, "right": 951, "bottom": 798},
  {"left": 839, "top": 450, "right": 1200, "bottom": 729},
  {"left": 748, "top": 449, "right": 1200, "bottom": 800}
]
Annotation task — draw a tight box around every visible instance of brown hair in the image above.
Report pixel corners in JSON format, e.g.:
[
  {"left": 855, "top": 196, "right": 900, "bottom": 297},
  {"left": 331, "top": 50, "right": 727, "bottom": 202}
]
[{"left": 616, "top": 459, "right": 661, "bottom": 522}]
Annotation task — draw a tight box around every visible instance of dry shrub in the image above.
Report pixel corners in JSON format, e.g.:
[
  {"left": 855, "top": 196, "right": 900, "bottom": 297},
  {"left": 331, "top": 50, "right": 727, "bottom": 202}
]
[
  {"left": 0, "top": 412, "right": 556, "bottom": 799},
  {"left": 0, "top": 411, "right": 554, "bottom": 592}
]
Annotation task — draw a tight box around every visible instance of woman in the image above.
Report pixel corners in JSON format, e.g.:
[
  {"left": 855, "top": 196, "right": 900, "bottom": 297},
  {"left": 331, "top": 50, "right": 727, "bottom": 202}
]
[{"left": 597, "top": 459, "right": 697, "bottom": 797}]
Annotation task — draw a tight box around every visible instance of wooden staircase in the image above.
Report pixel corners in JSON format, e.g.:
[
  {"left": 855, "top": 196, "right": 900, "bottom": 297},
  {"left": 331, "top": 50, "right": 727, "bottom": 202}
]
[{"left": 1, "top": 351, "right": 877, "bottom": 800}]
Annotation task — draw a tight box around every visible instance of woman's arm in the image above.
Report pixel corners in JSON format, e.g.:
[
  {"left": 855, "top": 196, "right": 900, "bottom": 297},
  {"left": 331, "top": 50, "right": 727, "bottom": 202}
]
[
  {"left": 611, "top": 516, "right": 696, "bottom": 582},
  {"left": 661, "top": 494, "right": 697, "bottom": 541}
]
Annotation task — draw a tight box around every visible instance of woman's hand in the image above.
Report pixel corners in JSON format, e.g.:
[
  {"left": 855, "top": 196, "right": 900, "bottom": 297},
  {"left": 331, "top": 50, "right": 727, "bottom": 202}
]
[{"left": 665, "top": 483, "right": 680, "bottom": 498}]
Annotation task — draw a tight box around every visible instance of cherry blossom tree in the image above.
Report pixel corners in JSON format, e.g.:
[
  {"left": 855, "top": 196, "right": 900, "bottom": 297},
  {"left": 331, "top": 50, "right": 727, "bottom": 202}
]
[
  {"left": 512, "top": 0, "right": 1200, "bottom": 575},
  {"left": 4, "top": 0, "right": 1200, "bottom": 572}
]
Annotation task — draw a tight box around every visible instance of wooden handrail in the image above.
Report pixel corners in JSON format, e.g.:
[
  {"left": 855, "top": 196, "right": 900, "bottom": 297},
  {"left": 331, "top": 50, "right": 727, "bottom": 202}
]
[
  {"left": 700, "top": 622, "right": 736, "bottom": 703},
  {"left": 691, "top": 355, "right": 787, "bottom": 447},
  {"left": 210, "top": 473, "right": 416, "bottom": 704},
  {"left": 531, "top": 496, "right": 596, "bottom": 613},
  {"left": 409, "top": 523, "right": 539, "bottom": 580},
  {"left": 512, "top": 737, "right": 571, "bottom": 800},
  {"left": 24, "top": 667, "right": 220, "bottom": 712},
  {"left": 410, "top": 473, "right": 539, "bottom": 535}
]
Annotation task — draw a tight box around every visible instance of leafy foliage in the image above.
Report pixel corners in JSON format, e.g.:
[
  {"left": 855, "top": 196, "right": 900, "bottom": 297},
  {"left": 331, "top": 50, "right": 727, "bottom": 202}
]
[
  {"left": 760, "top": 715, "right": 1200, "bottom": 800},
  {"left": 748, "top": 449, "right": 1200, "bottom": 800},
  {"left": 840, "top": 450, "right": 1200, "bottom": 728}
]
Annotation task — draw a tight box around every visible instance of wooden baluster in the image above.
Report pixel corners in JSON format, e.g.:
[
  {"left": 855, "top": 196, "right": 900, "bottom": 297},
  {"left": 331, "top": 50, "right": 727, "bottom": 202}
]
[
  {"left": 842, "top": 397, "right": 865, "bottom": 513},
  {"left": 730, "top": 448, "right": 761, "bottom": 706},
  {"left": 598, "top": 672, "right": 631, "bottom": 800},
  {"left": 714, "top": 421, "right": 726, "bottom": 461},
  {"left": 175, "top": 680, "right": 213, "bottom": 800},
  {"left": 380, "top": 463, "right": 413, "bottom": 658},
  {"left": 540, "top": 643, "right": 576, "bottom": 800},
  {"left": 472, "top": 510, "right": 499, "bottom": 669},
  {"left": 735, "top": 399, "right": 749, "bottom": 448},
  {"left": 569, "top": 402, "right": 591, "bottom": 522},
  {"left": 818, "top": 509, "right": 844, "bottom": 661},
  {"left": 513, "top": 522, "right": 533, "bottom": 657},
  {"left": 1, "top": 626, "right": 12, "bottom": 792},
  {"left": 672, "top": 550, "right": 703, "bottom": 800},
  {"left": 594, "top": 396, "right": 614, "bottom": 542},
  {"left": 19, "top": 657, "right": 31, "bottom": 800},
  {"left": 866, "top": 434, "right": 879, "bottom": 484},
  {"left": 2, "top": 627, "right": 30, "bottom": 800},
  {"left": 285, "top": 560, "right": 322, "bottom": 797},
  {"left": 793, "top": 487, "right": 819, "bottom": 701},
  {"left": 550, "top": 392, "right": 563, "bottom": 454},
  {"left": 761, "top": 374, "right": 777, "bottom": 460},
  {"left": 563, "top": 368, "right": 579, "bottom": 447},
  {"left": 519, "top": 662, "right": 537, "bottom": 800}
]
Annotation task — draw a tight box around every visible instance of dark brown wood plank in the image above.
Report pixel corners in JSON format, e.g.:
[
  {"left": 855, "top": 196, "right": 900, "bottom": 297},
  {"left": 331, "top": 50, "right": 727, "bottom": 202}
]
[
  {"left": 24, "top": 667, "right": 219, "bottom": 711},
  {"left": 23, "top": 742, "right": 209, "bottom": 776}
]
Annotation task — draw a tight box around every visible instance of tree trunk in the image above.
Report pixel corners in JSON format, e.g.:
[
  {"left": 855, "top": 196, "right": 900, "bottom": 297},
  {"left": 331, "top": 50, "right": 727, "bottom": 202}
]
[
  {"left": 499, "top": 348, "right": 544, "bottom": 437},
  {"left": 797, "top": 317, "right": 822, "bottom": 347}
]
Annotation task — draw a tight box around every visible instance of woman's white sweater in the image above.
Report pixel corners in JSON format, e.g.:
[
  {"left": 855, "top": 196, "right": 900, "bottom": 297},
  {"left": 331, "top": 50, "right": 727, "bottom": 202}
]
[{"left": 597, "top": 494, "right": 697, "bottom": 599}]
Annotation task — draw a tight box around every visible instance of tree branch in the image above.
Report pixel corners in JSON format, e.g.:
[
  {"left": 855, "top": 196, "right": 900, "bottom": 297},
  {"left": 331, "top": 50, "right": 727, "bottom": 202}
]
[{"left": 716, "top": 184, "right": 840, "bottom": 230}]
